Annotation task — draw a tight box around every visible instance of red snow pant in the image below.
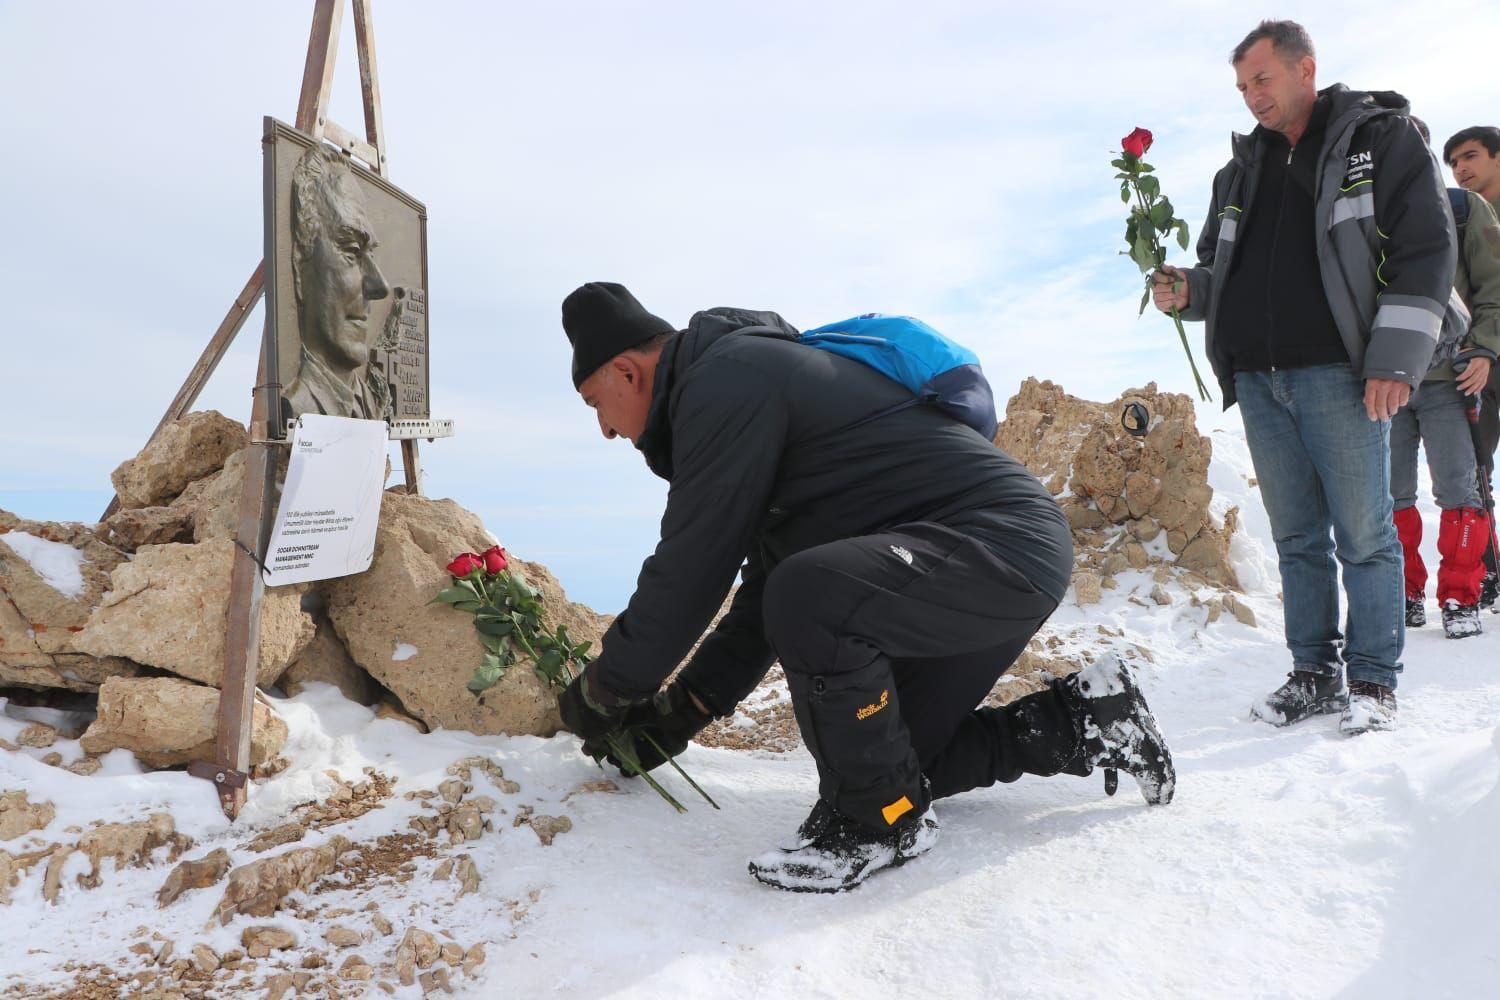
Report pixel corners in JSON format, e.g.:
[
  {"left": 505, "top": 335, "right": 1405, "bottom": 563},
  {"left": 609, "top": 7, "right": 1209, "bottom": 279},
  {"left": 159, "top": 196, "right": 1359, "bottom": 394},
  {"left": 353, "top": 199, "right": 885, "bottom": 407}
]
[{"left": 1393, "top": 506, "right": 1492, "bottom": 605}]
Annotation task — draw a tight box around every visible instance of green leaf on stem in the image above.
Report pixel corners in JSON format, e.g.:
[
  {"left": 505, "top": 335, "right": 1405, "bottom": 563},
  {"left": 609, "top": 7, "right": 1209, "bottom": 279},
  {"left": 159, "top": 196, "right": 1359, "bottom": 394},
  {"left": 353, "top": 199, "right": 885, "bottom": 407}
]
[
  {"left": 1139, "top": 175, "right": 1160, "bottom": 199},
  {"left": 431, "top": 586, "right": 479, "bottom": 606},
  {"left": 1139, "top": 285, "right": 1151, "bottom": 316},
  {"left": 474, "top": 619, "right": 515, "bottom": 637},
  {"left": 536, "top": 649, "right": 564, "bottom": 682},
  {"left": 1175, "top": 219, "right": 1190, "bottom": 250},
  {"left": 467, "top": 653, "right": 505, "bottom": 693},
  {"left": 1131, "top": 235, "right": 1157, "bottom": 273},
  {"left": 1150, "top": 199, "right": 1173, "bottom": 230}
]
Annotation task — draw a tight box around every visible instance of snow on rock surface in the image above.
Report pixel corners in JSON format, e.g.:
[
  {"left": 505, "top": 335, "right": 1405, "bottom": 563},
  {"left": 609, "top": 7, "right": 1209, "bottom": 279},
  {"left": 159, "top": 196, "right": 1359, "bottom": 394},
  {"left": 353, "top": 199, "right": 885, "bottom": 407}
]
[
  {"left": 1, "top": 427, "right": 1499, "bottom": 998},
  {"left": 0, "top": 531, "right": 87, "bottom": 600}
]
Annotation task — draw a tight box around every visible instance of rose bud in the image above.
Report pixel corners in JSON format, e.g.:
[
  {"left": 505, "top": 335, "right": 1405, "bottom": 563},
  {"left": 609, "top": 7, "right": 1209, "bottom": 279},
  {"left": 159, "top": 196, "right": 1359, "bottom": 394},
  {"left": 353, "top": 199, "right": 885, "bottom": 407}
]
[
  {"left": 1122, "top": 127, "right": 1153, "bottom": 159},
  {"left": 482, "top": 545, "right": 509, "bottom": 575},
  {"left": 446, "top": 552, "right": 484, "bottom": 577}
]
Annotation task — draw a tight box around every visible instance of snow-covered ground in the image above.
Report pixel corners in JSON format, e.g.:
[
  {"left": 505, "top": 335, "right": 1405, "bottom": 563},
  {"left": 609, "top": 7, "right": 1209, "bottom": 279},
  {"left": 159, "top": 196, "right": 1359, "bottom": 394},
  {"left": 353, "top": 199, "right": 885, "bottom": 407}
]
[{"left": 3, "top": 428, "right": 1498, "bottom": 999}]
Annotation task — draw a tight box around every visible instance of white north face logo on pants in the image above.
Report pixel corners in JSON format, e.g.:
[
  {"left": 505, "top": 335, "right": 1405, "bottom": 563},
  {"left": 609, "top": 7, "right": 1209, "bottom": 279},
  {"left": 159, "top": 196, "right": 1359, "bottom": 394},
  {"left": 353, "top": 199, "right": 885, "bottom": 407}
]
[{"left": 889, "top": 545, "right": 914, "bottom": 565}]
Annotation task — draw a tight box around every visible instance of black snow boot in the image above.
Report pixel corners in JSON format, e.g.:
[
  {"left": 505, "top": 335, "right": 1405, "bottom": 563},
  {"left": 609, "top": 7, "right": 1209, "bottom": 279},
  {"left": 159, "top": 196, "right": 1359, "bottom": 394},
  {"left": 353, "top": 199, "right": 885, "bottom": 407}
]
[
  {"left": 1480, "top": 569, "right": 1497, "bottom": 613},
  {"left": 1442, "top": 598, "right": 1483, "bottom": 639},
  {"left": 1404, "top": 596, "right": 1426, "bottom": 628},
  {"left": 750, "top": 792, "right": 938, "bottom": 894},
  {"left": 1250, "top": 670, "right": 1347, "bottom": 727},
  {"left": 1340, "top": 680, "right": 1397, "bottom": 735},
  {"left": 1059, "top": 655, "right": 1175, "bottom": 806}
]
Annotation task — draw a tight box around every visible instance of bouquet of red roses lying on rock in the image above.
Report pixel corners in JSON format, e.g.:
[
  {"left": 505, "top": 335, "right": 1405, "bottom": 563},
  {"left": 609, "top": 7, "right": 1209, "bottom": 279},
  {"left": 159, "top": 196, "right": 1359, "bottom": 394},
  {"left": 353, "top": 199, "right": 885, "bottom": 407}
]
[{"left": 434, "top": 546, "right": 715, "bottom": 813}]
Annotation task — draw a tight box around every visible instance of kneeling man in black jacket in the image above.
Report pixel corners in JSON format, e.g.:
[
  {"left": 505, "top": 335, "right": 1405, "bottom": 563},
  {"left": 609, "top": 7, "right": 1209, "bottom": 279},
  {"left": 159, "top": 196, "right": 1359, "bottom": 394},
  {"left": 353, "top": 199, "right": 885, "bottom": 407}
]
[{"left": 555, "top": 282, "right": 1175, "bottom": 893}]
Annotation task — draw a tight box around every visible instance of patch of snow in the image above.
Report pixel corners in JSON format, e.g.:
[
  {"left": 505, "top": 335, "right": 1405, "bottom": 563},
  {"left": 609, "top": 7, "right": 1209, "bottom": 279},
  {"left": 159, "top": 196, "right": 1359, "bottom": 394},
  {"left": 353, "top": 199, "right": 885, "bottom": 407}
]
[
  {"left": 0, "top": 530, "right": 86, "bottom": 599},
  {"left": 392, "top": 642, "right": 418, "bottom": 661}
]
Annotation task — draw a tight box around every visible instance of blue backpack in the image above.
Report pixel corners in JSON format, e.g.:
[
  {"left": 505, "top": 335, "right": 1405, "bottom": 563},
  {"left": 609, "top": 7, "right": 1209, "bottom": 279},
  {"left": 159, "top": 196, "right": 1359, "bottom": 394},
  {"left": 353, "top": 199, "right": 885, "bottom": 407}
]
[{"left": 796, "top": 313, "right": 999, "bottom": 439}]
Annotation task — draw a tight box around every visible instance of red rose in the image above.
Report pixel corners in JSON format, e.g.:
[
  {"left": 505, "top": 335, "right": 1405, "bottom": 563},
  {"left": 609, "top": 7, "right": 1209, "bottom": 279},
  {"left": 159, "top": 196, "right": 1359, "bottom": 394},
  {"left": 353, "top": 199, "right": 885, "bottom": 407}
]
[
  {"left": 1122, "top": 127, "right": 1153, "bottom": 159},
  {"left": 482, "top": 545, "right": 508, "bottom": 575},
  {"left": 446, "top": 552, "right": 484, "bottom": 577}
]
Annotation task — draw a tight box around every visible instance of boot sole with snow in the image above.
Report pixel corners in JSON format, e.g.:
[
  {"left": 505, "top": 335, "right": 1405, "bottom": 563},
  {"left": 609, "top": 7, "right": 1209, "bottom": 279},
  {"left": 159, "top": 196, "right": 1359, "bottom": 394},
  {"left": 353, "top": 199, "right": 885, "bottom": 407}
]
[
  {"left": 1340, "top": 703, "right": 1397, "bottom": 736},
  {"left": 748, "top": 821, "right": 938, "bottom": 894},
  {"left": 1249, "top": 692, "right": 1346, "bottom": 728}
]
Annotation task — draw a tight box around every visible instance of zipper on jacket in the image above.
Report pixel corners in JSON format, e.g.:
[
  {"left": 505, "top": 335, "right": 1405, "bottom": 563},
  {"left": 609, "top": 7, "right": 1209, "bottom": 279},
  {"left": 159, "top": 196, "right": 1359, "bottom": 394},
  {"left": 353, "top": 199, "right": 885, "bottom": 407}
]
[{"left": 1265, "top": 143, "right": 1295, "bottom": 370}]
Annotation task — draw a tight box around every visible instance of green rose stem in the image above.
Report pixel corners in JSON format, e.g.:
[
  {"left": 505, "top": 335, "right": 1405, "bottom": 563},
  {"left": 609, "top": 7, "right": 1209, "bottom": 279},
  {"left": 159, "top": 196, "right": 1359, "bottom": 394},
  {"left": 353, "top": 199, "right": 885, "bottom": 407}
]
[
  {"left": 434, "top": 565, "right": 715, "bottom": 813},
  {"left": 552, "top": 659, "right": 690, "bottom": 815},
  {"left": 639, "top": 729, "right": 720, "bottom": 810},
  {"left": 1115, "top": 145, "right": 1213, "bottom": 402},
  {"left": 1129, "top": 179, "right": 1212, "bottom": 402}
]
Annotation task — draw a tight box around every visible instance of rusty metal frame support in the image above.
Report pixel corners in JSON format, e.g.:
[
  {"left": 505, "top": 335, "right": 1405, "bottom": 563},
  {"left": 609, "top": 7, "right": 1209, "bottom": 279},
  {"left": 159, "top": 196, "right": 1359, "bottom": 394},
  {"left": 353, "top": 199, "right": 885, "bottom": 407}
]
[{"left": 201, "top": 0, "right": 411, "bottom": 819}]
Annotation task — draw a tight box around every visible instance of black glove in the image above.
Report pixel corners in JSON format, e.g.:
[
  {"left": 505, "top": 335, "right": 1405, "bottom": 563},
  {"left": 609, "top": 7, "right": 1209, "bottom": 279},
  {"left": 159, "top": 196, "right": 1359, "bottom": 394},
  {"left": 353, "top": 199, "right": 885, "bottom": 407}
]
[
  {"left": 556, "top": 666, "right": 630, "bottom": 742},
  {"left": 583, "top": 681, "right": 716, "bottom": 774}
]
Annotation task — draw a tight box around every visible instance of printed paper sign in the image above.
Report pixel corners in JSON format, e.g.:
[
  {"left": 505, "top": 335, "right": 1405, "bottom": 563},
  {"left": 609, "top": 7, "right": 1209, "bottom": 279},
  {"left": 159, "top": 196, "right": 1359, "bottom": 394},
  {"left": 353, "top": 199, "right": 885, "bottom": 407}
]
[{"left": 264, "top": 414, "right": 387, "bottom": 585}]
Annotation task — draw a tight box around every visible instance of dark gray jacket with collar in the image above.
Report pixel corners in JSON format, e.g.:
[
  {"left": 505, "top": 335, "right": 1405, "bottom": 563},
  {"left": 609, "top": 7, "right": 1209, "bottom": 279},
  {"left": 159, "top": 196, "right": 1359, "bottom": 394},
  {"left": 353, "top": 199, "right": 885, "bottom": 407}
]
[{"left": 1180, "top": 84, "right": 1458, "bottom": 408}]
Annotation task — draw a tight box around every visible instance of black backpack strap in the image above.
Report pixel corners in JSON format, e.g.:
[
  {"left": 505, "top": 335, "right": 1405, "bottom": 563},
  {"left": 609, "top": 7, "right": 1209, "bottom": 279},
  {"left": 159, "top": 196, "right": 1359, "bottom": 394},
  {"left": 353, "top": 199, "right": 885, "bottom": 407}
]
[{"left": 1449, "top": 187, "right": 1470, "bottom": 234}]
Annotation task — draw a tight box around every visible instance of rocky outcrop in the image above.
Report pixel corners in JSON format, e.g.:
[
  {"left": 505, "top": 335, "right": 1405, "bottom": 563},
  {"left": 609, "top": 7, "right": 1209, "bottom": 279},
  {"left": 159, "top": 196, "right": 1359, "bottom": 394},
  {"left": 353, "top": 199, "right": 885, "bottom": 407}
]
[
  {"left": 0, "top": 510, "right": 143, "bottom": 691},
  {"left": 110, "top": 410, "right": 247, "bottom": 509},
  {"left": 73, "top": 538, "right": 314, "bottom": 688},
  {"left": 214, "top": 836, "right": 352, "bottom": 924},
  {"left": 188, "top": 447, "right": 248, "bottom": 544},
  {"left": 326, "top": 491, "right": 610, "bottom": 737},
  {"left": 0, "top": 791, "right": 55, "bottom": 841},
  {"left": 995, "top": 378, "right": 1240, "bottom": 593},
  {"left": 279, "top": 614, "right": 378, "bottom": 705},
  {"left": 101, "top": 504, "right": 196, "bottom": 550},
  {"left": 42, "top": 812, "right": 190, "bottom": 903},
  {"left": 79, "top": 675, "right": 288, "bottom": 768},
  {"left": 157, "top": 847, "right": 231, "bottom": 907}
]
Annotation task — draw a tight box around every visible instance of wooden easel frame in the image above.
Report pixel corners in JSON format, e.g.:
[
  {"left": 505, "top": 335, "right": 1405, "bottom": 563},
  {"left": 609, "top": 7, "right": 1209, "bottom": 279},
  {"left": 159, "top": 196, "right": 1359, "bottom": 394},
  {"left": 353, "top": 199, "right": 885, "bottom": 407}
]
[{"left": 178, "top": 0, "right": 417, "bottom": 817}]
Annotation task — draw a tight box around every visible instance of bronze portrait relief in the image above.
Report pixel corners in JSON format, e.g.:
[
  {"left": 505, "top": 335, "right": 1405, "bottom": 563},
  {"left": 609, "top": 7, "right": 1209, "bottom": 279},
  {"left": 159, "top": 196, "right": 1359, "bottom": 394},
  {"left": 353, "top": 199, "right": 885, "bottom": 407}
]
[
  {"left": 263, "top": 118, "right": 429, "bottom": 433},
  {"left": 285, "top": 145, "right": 392, "bottom": 420}
]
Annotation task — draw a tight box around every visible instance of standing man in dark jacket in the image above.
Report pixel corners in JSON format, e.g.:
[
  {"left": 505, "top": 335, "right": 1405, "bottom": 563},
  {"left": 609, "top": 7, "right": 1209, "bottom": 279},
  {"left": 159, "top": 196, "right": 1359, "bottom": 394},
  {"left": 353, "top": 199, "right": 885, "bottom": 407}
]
[
  {"left": 553, "top": 282, "right": 1175, "bottom": 893},
  {"left": 1152, "top": 20, "right": 1456, "bottom": 733}
]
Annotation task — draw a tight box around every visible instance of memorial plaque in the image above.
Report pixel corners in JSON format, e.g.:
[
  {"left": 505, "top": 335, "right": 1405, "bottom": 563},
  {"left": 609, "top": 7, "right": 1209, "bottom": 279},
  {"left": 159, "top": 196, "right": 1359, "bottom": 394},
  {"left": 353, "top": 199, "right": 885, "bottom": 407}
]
[{"left": 262, "top": 117, "right": 429, "bottom": 434}]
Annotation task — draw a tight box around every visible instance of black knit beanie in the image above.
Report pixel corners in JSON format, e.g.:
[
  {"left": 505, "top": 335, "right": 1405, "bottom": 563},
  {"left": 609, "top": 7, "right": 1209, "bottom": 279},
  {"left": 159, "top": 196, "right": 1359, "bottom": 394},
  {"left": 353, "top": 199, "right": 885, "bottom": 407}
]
[{"left": 561, "top": 282, "right": 675, "bottom": 389}]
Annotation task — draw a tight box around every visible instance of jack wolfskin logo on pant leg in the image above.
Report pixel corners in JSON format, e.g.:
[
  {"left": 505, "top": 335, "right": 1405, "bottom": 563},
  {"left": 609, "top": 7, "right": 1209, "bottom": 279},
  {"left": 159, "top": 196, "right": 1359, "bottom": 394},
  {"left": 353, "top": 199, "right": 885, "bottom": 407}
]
[
  {"left": 856, "top": 689, "right": 889, "bottom": 721},
  {"left": 889, "top": 545, "right": 913, "bottom": 565},
  {"left": 881, "top": 795, "right": 914, "bottom": 826}
]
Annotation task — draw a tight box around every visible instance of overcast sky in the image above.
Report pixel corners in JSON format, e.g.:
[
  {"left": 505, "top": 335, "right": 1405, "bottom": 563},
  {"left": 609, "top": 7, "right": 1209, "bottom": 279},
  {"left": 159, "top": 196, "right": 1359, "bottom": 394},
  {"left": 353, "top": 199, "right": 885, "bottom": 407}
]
[{"left": 3, "top": 1, "right": 1499, "bottom": 611}]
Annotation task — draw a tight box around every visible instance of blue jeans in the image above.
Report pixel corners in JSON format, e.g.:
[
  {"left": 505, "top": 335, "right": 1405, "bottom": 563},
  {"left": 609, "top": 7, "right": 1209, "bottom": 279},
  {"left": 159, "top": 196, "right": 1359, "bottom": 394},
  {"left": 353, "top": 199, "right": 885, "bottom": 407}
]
[{"left": 1234, "top": 365, "right": 1404, "bottom": 689}]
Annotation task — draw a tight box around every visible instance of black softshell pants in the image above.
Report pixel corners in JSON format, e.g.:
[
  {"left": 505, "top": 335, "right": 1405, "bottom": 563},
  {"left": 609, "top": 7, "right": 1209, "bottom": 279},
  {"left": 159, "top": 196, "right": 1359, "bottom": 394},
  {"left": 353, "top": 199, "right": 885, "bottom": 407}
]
[{"left": 762, "top": 521, "right": 1081, "bottom": 832}]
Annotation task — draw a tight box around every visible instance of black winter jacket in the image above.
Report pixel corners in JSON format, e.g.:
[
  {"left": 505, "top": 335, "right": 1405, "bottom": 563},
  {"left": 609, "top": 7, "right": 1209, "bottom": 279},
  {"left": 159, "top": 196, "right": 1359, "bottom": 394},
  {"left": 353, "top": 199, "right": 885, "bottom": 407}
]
[{"left": 590, "top": 307, "right": 1072, "bottom": 714}]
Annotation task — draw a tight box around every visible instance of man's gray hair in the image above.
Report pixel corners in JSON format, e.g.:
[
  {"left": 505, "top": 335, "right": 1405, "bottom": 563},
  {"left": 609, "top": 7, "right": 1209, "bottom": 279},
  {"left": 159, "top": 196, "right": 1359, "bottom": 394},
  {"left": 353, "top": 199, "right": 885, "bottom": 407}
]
[
  {"left": 1231, "top": 19, "right": 1315, "bottom": 65},
  {"left": 290, "top": 144, "right": 352, "bottom": 299}
]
